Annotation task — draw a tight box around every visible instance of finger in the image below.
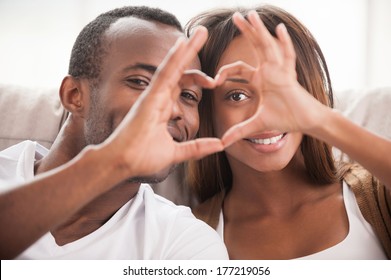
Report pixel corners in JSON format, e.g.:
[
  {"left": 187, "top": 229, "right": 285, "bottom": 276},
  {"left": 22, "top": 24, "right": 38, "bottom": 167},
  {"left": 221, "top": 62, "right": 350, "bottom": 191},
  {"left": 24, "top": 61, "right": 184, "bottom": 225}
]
[
  {"left": 236, "top": 11, "right": 281, "bottom": 63},
  {"left": 173, "top": 138, "right": 224, "bottom": 163},
  {"left": 232, "top": 12, "right": 264, "bottom": 63},
  {"left": 135, "top": 27, "right": 208, "bottom": 114},
  {"left": 247, "top": 10, "right": 282, "bottom": 62},
  {"left": 131, "top": 29, "right": 209, "bottom": 130},
  {"left": 150, "top": 27, "right": 208, "bottom": 98},
  {"left": 214, "top": 61, "right": 256, "bottom": 86},
  {"left": 221, "top": 111, "right": 265, "bottom": 147},
  {"left": 181, "top": 69, "right": 217, "bottom": 89},
  {"left": 276, "top": 23, "right": 296, "bottom": 71},
  {"left": 131, "top": 36, "right": 186, "bottom": 115},
  {"left": 148, "top": 37, "right": 186, "bottom": 92}
]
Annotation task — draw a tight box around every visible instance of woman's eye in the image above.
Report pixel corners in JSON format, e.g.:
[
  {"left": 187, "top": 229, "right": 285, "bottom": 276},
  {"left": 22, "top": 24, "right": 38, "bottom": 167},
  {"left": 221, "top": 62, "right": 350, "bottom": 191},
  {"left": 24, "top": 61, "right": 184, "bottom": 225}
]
[{"left": 227, "top": 91, "right": 248, "bottom": 102}]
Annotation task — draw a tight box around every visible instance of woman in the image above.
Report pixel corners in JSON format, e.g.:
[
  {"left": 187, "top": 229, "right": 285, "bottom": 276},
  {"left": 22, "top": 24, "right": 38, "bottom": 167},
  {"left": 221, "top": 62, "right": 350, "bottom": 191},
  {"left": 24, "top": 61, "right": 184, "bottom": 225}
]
[{"left": 185, "top": 5, "right": 391, "bottom": 259}]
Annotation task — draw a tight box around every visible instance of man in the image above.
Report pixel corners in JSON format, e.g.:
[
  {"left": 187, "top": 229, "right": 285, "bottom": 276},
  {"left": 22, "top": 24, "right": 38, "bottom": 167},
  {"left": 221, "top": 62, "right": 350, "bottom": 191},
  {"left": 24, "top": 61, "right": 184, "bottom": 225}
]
[{"left": 0, "top": 6, "right": 227, "bottom": 259}]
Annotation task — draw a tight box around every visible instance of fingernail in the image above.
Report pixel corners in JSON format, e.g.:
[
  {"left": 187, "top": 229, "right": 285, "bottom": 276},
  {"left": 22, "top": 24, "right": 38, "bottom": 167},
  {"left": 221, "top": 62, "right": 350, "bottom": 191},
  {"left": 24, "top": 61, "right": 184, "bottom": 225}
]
[
  {"left": 233, "top": 11, "right": 245, "bottom": 20},
  {"left": 248, "top": 10, "right": 259, "bottom": 19},
  {"left": 278, "top": 23, "right": 287, "bottom": 32}
]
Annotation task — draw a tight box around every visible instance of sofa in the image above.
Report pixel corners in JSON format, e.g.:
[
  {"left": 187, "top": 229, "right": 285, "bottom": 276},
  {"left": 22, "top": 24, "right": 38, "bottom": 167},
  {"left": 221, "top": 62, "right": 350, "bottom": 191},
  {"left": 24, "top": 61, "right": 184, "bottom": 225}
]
[
  {"left": 1, "top": 83, "right": 390, "bottom": 205},
  {"left": 0, "top": 84, "right": 68, "bottom": 150}
]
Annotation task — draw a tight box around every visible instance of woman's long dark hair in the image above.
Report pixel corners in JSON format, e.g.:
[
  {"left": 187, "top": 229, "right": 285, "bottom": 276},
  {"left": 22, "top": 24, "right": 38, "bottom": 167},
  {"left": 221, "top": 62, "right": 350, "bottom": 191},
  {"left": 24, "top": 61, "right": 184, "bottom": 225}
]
[{"left": 185, "top": 5, "right": 341, "bottom": 203}]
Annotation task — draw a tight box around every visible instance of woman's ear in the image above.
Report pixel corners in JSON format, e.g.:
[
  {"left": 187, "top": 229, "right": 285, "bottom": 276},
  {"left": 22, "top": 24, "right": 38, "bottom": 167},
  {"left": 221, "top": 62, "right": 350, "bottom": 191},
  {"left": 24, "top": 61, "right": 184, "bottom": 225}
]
[{"left": 59, "top": 75, "right": 88, "bottom": 117}]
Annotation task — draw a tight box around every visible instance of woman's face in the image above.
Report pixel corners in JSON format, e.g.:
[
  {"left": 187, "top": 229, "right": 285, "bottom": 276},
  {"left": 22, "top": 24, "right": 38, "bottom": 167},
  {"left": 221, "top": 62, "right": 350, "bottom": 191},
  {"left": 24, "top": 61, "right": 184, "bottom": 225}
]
[{"left": 213, "top": 35, "right": 303, "bottom": 172}]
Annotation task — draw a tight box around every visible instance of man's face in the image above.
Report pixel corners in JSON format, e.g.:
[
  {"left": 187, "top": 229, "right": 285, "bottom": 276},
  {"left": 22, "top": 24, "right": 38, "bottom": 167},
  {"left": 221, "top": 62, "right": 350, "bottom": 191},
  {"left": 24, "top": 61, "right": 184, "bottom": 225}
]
[{"left": 84, "top": 17, "right": 202, "bottom": 183}]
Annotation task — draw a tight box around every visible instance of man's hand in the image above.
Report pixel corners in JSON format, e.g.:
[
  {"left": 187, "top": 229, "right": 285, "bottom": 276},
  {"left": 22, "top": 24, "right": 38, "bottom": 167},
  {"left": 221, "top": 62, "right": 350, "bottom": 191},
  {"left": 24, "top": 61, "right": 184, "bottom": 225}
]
[{"left": 103, "top": 27, "right": 224, "bottom": 178}]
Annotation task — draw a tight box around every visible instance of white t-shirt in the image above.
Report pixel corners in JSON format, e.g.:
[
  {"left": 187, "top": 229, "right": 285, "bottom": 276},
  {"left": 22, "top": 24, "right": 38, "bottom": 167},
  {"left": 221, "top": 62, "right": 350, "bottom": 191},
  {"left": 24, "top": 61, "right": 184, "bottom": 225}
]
[
  {"left": 0, "top": 141, "right": 228, "bottom": 260},
  {"left": 216, "top": 182, "right": 387, "bottom": 259}
]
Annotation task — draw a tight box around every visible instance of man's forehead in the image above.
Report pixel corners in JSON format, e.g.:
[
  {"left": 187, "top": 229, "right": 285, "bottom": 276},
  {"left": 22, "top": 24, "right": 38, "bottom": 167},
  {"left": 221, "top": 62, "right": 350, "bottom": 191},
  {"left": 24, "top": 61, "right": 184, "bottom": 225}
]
[
  {"left": 104, "top": 16, "right": 200, "bottom": 70},
  {"left": 107, "top": 16, "right": 182, "bottom": 40}
]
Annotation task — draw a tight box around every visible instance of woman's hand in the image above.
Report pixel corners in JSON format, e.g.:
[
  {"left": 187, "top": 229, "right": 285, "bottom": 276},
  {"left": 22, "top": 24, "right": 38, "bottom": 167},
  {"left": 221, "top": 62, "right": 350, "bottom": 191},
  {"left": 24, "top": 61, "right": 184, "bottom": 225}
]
[
  {"left": 218, "top": 11, "right": 327, "bottom": 147},
  {"left": 218, "top": 12, "right": 391, "bottom": 191}
]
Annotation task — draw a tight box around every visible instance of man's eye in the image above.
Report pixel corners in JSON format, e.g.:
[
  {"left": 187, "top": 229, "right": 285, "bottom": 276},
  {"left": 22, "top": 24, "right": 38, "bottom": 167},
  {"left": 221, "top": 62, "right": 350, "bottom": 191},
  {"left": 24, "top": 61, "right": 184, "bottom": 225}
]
[
  {"left": 226, "top": 90, "right": 249, "bottom": 102},
  {"left": 126, "top": 77, "right": 149, "bottom": 89},
  {"left": 181, "top": 90, "right": 199, "bottom": 103}
]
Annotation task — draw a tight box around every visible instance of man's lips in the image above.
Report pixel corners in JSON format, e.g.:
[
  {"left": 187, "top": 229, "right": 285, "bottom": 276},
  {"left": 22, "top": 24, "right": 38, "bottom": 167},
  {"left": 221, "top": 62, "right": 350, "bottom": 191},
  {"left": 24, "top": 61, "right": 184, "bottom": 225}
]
[{"left": 167, "top": 125, "right": 185, "bottom": 142}]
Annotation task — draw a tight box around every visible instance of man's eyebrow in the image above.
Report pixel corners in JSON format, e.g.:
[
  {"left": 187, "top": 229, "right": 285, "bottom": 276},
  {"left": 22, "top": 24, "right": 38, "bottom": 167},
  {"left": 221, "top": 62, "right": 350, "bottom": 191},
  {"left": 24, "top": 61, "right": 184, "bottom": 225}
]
[{"left": 122, "top": 63, "right": 157, "bottom": 74}]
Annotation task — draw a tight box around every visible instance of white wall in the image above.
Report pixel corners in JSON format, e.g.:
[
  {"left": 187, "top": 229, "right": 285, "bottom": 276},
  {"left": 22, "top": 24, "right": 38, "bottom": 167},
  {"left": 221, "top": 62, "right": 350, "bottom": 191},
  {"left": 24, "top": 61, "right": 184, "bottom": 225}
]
[
  {"left": 0, "top": 0, "right": 390, "bottom": 91},
  {"left": 366, "top": 0, "right": 391, "bottom": 88}
]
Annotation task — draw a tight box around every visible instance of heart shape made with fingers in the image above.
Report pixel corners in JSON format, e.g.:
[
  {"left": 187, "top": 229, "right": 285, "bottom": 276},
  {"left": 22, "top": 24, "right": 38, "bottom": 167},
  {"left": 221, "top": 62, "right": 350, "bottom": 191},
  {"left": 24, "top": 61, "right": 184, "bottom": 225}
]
[{"left": 190, "top": 57, "right": 305, "bottom": 149}]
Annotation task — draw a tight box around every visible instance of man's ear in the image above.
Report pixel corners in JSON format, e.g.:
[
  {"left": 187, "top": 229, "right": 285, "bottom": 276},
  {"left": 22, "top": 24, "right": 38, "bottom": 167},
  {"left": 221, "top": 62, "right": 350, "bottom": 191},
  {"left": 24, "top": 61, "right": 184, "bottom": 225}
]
[{"left": 59, "top": 75, "right": 88, "bottom": 117}]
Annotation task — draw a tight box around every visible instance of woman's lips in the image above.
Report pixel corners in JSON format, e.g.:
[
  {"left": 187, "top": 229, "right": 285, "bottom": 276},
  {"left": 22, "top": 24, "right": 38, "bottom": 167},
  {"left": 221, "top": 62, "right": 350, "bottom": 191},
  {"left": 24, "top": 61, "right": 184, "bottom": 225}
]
[
  {"left": 245, "top": 133, "right": 285, "bottom": 145},
  {"left": 244, "top": 133, "right": 288, "bottom": 153}
]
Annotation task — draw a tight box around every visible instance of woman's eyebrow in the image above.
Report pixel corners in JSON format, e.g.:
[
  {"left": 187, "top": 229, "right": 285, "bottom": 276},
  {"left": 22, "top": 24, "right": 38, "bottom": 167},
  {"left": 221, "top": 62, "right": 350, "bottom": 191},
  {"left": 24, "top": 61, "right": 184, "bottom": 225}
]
[{"left": 226, "top": 78, "right": 249, "bottom": 84}]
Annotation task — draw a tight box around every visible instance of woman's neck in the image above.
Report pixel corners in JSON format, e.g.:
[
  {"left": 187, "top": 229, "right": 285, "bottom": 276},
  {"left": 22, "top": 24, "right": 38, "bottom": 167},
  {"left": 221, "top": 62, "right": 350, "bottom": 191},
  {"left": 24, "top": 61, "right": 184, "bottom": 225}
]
[{"left": 224, "top": 153, "right": 320, "bottom": 218}]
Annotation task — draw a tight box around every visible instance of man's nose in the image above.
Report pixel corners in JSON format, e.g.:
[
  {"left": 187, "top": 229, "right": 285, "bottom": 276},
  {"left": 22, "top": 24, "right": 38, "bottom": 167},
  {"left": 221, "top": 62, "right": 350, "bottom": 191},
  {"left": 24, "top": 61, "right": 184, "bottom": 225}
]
[{"left": 170, "top": 100, "right": 183, "bottom": 121}]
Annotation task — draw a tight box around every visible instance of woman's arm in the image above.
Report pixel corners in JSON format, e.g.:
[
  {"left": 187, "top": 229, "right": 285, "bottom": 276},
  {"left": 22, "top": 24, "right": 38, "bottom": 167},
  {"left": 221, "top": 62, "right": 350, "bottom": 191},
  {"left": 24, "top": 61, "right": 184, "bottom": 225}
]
[
  {"left": 308, "top": 103, "right": 391, "bottom": 190},
  {"left": 220, "top": 11, "right": 391, "bottom": 191}
]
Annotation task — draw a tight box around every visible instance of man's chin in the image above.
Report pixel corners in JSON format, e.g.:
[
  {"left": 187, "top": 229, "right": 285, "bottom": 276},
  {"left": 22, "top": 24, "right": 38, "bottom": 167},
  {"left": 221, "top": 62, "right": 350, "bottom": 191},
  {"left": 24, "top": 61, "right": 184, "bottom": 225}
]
[
  {"left": 126, "top": 176, "right": 167, "bottom": 184},
  {"left": 126, "top": 165, "right": 176, "bottom": 184}
]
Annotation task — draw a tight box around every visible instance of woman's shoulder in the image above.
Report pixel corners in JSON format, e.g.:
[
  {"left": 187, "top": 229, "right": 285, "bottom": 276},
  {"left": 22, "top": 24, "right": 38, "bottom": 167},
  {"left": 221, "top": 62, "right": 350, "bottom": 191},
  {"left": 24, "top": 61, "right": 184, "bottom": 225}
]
[{"left": 340, "top": 162, "right": 391, "bottom": 259}]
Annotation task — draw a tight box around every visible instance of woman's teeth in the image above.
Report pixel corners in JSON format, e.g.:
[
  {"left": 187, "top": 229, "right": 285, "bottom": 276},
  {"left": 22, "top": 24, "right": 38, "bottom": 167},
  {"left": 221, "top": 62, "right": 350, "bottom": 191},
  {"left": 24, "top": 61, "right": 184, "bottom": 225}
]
[{"left": 247, "top": 134, "right": 284, "bottom": 145}]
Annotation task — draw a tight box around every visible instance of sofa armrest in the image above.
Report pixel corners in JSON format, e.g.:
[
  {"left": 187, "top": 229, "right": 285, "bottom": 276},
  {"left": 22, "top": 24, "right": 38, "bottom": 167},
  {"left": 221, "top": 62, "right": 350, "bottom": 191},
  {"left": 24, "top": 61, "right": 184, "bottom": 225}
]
[{"left": 0, "top": 84, "right": 68, "bottom": 150}]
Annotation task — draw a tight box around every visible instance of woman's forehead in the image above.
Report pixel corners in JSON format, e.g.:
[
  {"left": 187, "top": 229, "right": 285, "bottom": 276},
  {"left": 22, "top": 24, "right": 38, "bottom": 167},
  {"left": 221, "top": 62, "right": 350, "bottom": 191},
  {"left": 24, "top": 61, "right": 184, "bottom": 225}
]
[{"left": 216, "top": 35, "right": 257, "bottom": 71}]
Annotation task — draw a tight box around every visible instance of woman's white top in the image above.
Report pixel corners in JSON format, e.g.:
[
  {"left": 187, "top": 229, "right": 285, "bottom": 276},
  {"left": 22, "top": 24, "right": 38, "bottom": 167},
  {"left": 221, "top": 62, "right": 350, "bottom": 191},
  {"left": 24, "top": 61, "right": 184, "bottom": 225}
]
[{"left": 216, "top": 182, "right": 387, "bottom": 259}]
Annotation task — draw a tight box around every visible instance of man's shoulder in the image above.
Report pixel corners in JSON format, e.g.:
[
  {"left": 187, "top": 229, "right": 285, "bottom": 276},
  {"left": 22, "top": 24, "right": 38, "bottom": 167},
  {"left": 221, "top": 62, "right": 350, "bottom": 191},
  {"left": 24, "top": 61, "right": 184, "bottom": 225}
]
[
  {"left": 136, "top": 184, "right": 228, "bottom": 259},
  {"left": 137, "top": 183, "right": 212, "bottom": 227},
  {"left": 0, "top": 140, "right": 48, "bottom": 192},
  {"left": 138, "top": 183, "right": 192, "bottom": 214},
  {"left": 0, "top": 140, "right": 48, "bottom": 158}
]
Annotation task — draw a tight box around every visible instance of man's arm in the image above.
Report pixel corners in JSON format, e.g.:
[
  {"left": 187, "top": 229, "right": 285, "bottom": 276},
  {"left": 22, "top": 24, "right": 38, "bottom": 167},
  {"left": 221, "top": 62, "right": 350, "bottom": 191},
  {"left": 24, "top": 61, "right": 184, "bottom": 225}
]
[
  {"left": 0, "top": 27, "right": 223, "bottom": 259},
  {"left": 0, "top": 145, "right": 129, "bottom": 259}
]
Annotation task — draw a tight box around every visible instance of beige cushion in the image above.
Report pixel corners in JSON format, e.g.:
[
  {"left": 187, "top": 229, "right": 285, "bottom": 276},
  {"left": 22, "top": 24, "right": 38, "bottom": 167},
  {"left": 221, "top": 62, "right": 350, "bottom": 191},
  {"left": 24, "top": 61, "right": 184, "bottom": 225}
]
[
  {"left": 334, "top": 87, "right": 391, "bottom": 139},
  {"left": 0, "top": 84, "right": 390, "bottom": 206},
  {"left": 333, "top": 87, "right": 391, "bottom": 161},
  {"left": 1, "top": 84, "right": 389, "bottom": 150},
  {"left": 0, "top": 84, "right": 68, "bottom": 150}
]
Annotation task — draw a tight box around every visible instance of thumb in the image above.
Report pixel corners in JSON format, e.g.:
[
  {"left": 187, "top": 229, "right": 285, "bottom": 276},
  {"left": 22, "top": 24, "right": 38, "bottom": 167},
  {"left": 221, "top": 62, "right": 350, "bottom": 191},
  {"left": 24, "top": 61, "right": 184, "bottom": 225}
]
[
  {"left": 222, "top": 112, "right": 265, "bottom": 147},
  {"left": 173, "top": 138, "right": 224, "bottom": 164}
]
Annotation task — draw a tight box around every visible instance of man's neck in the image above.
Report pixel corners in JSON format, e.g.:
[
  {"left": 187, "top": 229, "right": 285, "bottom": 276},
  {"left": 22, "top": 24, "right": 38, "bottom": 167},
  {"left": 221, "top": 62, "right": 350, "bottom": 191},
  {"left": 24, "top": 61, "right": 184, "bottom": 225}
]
[
  {"left": 51, "top": 181, "right": 140, "bottom": 246},
  {"left": 34, "top": 118, "right": 87, "bottom": 175},
  {"left": 34, "top": 118, "right": 141, "bottom": 246}
]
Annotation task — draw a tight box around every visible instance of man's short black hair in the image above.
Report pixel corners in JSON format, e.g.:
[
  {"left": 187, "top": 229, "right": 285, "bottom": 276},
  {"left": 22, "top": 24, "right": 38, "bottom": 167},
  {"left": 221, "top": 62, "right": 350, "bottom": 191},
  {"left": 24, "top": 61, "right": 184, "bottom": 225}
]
[{"left": 68, "top": 6, "right": 182, "bottom": 82}]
